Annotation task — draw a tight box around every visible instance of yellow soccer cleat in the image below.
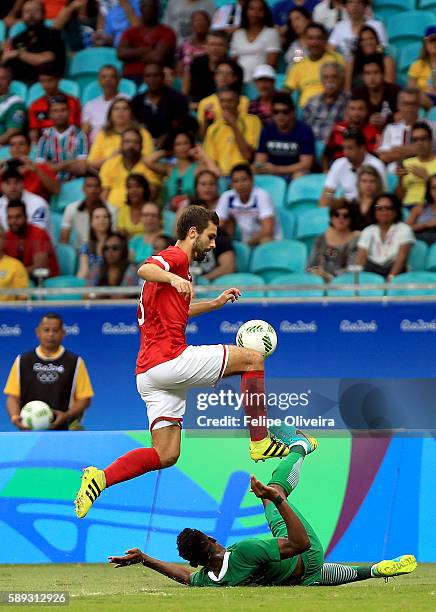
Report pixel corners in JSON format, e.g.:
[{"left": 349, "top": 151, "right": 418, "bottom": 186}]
[
  {"left": 249, "top": 435, "right": 291, "bottom": 462},
  {"left": 74, "top": 466, "right": 106, "bottom": 518},
  {"left": 372, "top": 554, "right": 417, "bottom": 578}
]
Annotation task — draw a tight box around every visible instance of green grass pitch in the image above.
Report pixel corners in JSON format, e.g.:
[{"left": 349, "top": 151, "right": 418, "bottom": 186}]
[{"left": 0, "top": 563, "right": 435, "bottom": 611}]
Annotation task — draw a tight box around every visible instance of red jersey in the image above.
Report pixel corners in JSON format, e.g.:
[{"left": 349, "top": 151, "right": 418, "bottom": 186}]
[
  {"left": 136, "top": 246, "right": 192, "bottom": 375},
  {"left": 23, "top": 163, "right": 58, "bottom": 200},
  {"left": 120, "top": 24, "right": 176, "bottom": 77},
  {"left": 3, "top": 224, "right": 60, "bottom": 277},
  {"left": 29, "top": 94, "right": 81, "bottom": 131},
  {"left": 325, "top": 121, "right": 379, "bottom": 161}
]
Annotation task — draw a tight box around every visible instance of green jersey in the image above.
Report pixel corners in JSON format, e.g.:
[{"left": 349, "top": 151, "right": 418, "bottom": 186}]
[{"left": 0, "top": 94, "right": 26, "bottom": 135}]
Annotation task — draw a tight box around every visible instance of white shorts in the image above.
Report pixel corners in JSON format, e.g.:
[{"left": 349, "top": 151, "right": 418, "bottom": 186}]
[{"left": 136, "top": 344, "right": 229, "bottom": 431}]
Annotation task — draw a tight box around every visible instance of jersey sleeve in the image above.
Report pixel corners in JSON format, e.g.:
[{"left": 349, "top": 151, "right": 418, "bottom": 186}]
[
  {"left": 74, "top": 358, "right": 94, "bottom": 400},
  {"left": 189, "top": 568, "right": 210, "bottom": 587},
  {"left": 3, "top": 356, "right": 20, "bottom": 396},
  {"left": 145, "top": 248, "right": 184, "bottom": 272}
]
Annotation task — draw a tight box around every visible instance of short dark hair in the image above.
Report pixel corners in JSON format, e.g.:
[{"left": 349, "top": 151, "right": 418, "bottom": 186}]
[
  {"left": 48, "top": 94, "right": 68, "bottom": 108},
  {"left": 272, "top": 91, "right": 294, "bottom": 109},
  {"left": 348, "top": 94, "right": 368, "bottom": 106},
  {"left": 122, "top": 127, "right": 143, "bottom": 143},
  {"left": 329, "top": 199, "right": 358, "bottom": 230},
  {"left": 412, "top": 121, "right": 433, "bottom": 140},
  {"left": 10, "top": 132, "right": 31, "bottom": 146},
  {"left": 38, "top": 65, "right": 62, "bottom": 79},
  {"left": 176, "top": 205, "right": 219, "bottom": 240},
  {"left": 231, "top": 163, "right": 252, "bottom": 178},
  {"left": 369, "top": 193, "right": 402, "bottom": 224},
  {"left": 217, "top": 84, "right": 240, "bottom": 97},
  {"left": 207, "top": 29, "right": 229, "bottom": 43},
  {"left": 361, "top": 53, "right": 384, "bottom": 73},
  {"left": 177, "top": 528, "right": 214, "bottom": 567},
  {"left": 99, "top": 64, "right": 119, "bottom": 77},
  {"left": 84, "top": 171, "right": 102, "bottom": 184},
  {"left": 343, "top": 127, "right": 366, "bottom": 147},
  {"left": 305, "top": 22, "right": 328, "bottom": 39},
  {"left": 38, "top": 313, "right": 64, "bottom": 327},
  {"left": 7, "top": 199, "right": 26, "bottom": 214}
]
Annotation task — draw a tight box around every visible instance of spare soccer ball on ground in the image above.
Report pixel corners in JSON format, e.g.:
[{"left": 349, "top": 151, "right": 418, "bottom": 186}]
[
  {"left": 236, "top": 320, "right": 277, "bottom": 357},
  {"left": 20, "top": 401, "right": 53, "bottom": 431}
]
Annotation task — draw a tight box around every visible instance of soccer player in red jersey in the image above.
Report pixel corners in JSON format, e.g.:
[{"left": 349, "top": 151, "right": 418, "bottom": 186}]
[{"left": 74, "top": 205, "right": 303, "bottom": 518}]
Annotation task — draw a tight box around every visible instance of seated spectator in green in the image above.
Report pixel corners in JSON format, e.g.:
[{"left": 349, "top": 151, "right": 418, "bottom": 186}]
[
  {"left": 77, "top": 205, "right": 113, "bottom": 279},
  {"left": 129, "top": 202, "right": 164, "bottom": 263},
  {"left": 86, "top": 232, "right": 138, "bottom": 295},
  {"left": 406, "top": 174, "right": 436, "bottom": 246},
  {"left": 0, "top": 65, "right": 27, "bottom": 146}
]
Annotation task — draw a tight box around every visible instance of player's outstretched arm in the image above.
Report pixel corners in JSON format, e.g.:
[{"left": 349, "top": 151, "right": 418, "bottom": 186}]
[
  {"left": 189, "top": 288, "right": 241, "bottom": 317},
  {"left": 109, "top": 548, "right": 193, "bottom": 585},
  {"left": 138, "top": 263, "right": 193, "bottom": 301}
]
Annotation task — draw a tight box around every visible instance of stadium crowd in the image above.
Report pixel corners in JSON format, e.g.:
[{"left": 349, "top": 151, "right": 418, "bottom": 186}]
[{"left": 1, "top": 0, "right": 436, "bottom": 298}]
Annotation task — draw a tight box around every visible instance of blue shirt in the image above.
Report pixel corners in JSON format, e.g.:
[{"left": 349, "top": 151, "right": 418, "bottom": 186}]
[
  {"left": 257, "top": 120, "right": 315, "bottom": 166},
  {"left": 272, "top": 1, "right": 320, "bottom": 26},
  {"left": 104, "top": 0, "right": 141, "bottom": 47}
]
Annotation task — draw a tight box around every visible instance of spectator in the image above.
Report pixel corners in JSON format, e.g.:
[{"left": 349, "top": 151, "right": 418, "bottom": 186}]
[
  {"left": 60, "top": 173, "right": 116, "bottom": 248},
  {"left": 272, "top": 0, "right": 319, "bottom": 28},
  {"left": 0, "top": 65, "right": 27, "bottom": 145},
  {"left": 130, "top": 62, "right": 194, "bottom": 146},
  {"left": 178, "top": 10, "right": 210, "bottom": 85},
  {"left": 129, "top": 202, "right": 164, "bottom": 262},
  {"left": 352, "top": 55, "right": 400, "bottom": 133},
  {"left": 0, "top": 225, "right": 28, "bottom": 301},
  {"left": 324, "top": 95, "right": 378, "bottom": 165},
  {"left": 188, "top": 30, "right": 230, "bottom": 103},
  {"left": 351, "top": 164, "right": 384, "bottom": 230},
  {"left": 4, "top": 132, "right": 60, "bottom": 200},
  {"left": 88, "top": 98, "right": 154, "bottom": 170},
  {"left": 313, "top": 0, "right": 344, "bottom": 32},
  {"left": 307, "top": 199, "right": 359, "bottom": 281},
  {"left": 0, "top": 164, "right": 51, "bottom": 232},
  {"left": 82, "top": 65, "right": 130, "bottom": 144},
  {"left": 189, "top": 197, "right": 235, "bottom": 280},
  {"left": 2, "top": 0, "right": 66, "bottom": 84},
  {"left": 211, "top": 0, "right": 243, "bottom": 34},
  {"left": 28, "top": 68, "right": 82, "bottom": 143},
  {"left": 356, "top": 193, "right": 415, "bottom": 279},
  {"left": 163, "top": 0, "right": 215, "bottom": 44},
  {"left": 281, "top": 7, "right": 311, "bottom": 69},
  {"left": 408, "top": 26, "right": 436, "bottom": 110},
  {"left": 51, "top": 0, "right": 100, "bottom": 52},
  {"left": 152, "top": 234, "right": 176, "bottom": 253},
  {"left": 3, "top": 199, "right": 59, "bottom": 279},
  {"left": 285, "top": 22, "right": 344, "bottom": 108},
  {"left": 197, "top": 59, "right": 247, "bottom": 133},
  {"left": 117, "top": 173, "right": 150, "bottom": 237},
  {"left": 345, "top": 25, "right": 396, "bottom": 92},
  {"left": 204, "top": 86, "right": 262, "bottom": 176},
  {"left": 118, "top": 0, "right": 177, "bottom": 86},
  {"left": 321, "top": 127, "right": 387, "bottom": 205},
  {"left": 86, "top": 231, "right": 138, "bottom": 294},
  {"left": 407, "top": 174, "right": 436, "bottom": 246},
  {"left": 248, "top": 64, "right": 278, "bottom": 124},
  {"left": 36, "top": 95, "right": 88, "bottom": 181},
  {"left": 100, "top": 128, "right": 159, "bottom": 208},
  {"left": 194, "top": 168, "right": 220, "bottom": 210},
  {"left": 4, "top": 312, "right": 93, "bottom": 430},
  {"left": 397, "top": 122, "right": 436, "bottom": 209},
  {"left": 328, "top": 0, "right": 387, "bottom": 62},
  {"left": 103, "top": 0, "right": 141, "bottom": 47},
  {"left": 1, "top": 2, "right": 25, "bottom": 28},
  {"left": 216, "top": 163, "right": 281, "bottom": 245},
  {"left": 230, "top": 0, "right": 280, "bottom": 83},
  {"left": 303, "top": 62, "right": 348, "bottom": 142},
  {"left": 255, "top": 91, "right": 314, "bottom": 179},
  {"left": 77, "top": 204, "right": 112, "bottom": 278}
]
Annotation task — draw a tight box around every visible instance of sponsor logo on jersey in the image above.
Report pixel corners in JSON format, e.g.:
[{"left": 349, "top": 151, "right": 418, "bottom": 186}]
[
  {"left": 102, "top": 322, "right": 138, "bottom": 335},
  {"left": 400, "top": 318, "right": 436, "bottom": 332},
  {"left": 339, "top": 319, "right": 378, "bottom": 333},
  {"left": 0, "top": 324, "right": 21, "bottom": 337},
  {"left": 279, "top": 320, "right": 318, "bottom": 333}
]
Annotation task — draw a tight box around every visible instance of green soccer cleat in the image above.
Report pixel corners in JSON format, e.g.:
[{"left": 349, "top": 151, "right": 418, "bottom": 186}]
[
  {"left": 74, "top": 466, "right": 106, "bottom": 518},
  {"left": 269, "top": 424, "right": 318, "bottom": 456},
  {"left": 372, "top": 554, "right": 417, "bottom": 578}
]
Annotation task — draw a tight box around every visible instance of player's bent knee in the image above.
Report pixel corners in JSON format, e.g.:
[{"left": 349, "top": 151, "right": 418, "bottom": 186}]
[{"left": 157, "top": 450, "right": 180, "bottom": 469}]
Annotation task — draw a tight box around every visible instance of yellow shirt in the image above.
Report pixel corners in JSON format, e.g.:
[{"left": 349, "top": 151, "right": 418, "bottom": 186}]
[
  {"left": 408, "top": 60, "right": 433, "bottom": 94},
  {"left": 197, "top": 94, "right": 250, "bottom": 127},
  {"left": 4, "top": 346, "right": 94, "bottom": 400},
  {"left": 116, "top": 205, "right": 144, "bottom": 237},
  {"left": 203, "top": 113, "right": 261, "bottom": 176},
  {"left": 402, "top": 156, "right": 436, "bottom": 206},
  {"left": 88, "top": 127, "right": 154, "bottom": 163},
  {"left": 100, "top": 155, "right": 160, "bottom": 208},
  {"left": 0, "top": 254, "right": 28, "bottom": 301},
  {"left": 285, "top": 51, "right": 345, "bottom": 107}
]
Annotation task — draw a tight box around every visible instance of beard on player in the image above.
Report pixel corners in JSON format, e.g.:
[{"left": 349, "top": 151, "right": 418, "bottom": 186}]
[{"left": 192, "top": 235, "right": 212, "bottom": 262}]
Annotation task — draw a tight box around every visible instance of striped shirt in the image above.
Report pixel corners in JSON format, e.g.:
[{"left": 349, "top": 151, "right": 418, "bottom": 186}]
[{"left": 36, "top": 126, "right": 88, "bottom": 181}]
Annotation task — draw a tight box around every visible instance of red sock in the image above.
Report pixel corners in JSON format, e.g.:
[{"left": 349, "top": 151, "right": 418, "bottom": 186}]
[
  {"left": 104, "top": 447, "right": 161, "bottom": 487},
  {"left": 241, "top": 370, "right": 268, "bottom": 442}
]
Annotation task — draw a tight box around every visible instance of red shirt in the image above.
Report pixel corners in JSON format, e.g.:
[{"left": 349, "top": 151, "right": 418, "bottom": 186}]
[
  {"left": 22, "top": 163, "right": 58, "bottom": 200},
  {"left": 136, "top": 246, "right": 192, "bottom": 375},
  {"left": 326, "top": 121, "right": 379, "bottom": 161},
  {"left": 3, "top": 224, "right": 60, "bottom": 277},
  {"left": 120, "top": 24, "right": 177, "bottom": 77},
  {"left": 29, "top": 94, "right": 81, "bottom": 131}
]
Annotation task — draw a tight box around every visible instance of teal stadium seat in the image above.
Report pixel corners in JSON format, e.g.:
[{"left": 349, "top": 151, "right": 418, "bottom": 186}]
[
  {"left": 81, "top": 79, "right": 137, "bottom": 105},
  {"left": 387, "top": 11, "right": 435, "bottom": 47},
  {"left": 286, "top": 174, "right": 325, "bottom": 212},
  {"left": 0, "top": 21, "right": 5, "bottom": 43},
  {"left": 277, "top": 208, "right": 295, "bottom": 239},
  {"left": 27, "top": 79, "right": 80, "bottom": 106},
  {"left": 51, "top": 212, "right": 63, "bottom": 243},
  {"left": 295, "top": 208, "right": 329, "bottom": 250},
  {"left": 69, "top": 48, "right": 123, "bottom": 91},
  {"left": 419, "top": 0, "right": 436, "bottom": 11},
  {"left": 267, "top": 272, "right": 325, "bottom": 297},
  {"left": 242, "top": 82, "right": 258, "bottom": 100},
  {"left": 373, "top": 0, "right": 416, "bottom": 21},
  {"left": 0, "top": 146, "right": 10, "bottom": 161},
  {"left": 51, "top": 178, "right": 84, "bottom": 212},
  {"left": 327, "top": 272, "right": 385, "bottom": 297},
  {"left": 250, "top": 239, "right": 307, "bottom": 281},
  {"left": 163, "top": 210, "right": 176, "bottom": 235},
  {"left": 212, "top": 273, "right": 265, "bottom": 297},
  {"left": 276, "top": 73, "right": 285, "bottom": 90},
  {"left": 409, "top": 240, "right": 429, "bottom": 271},
  {"left": 233, "top": 241, "right": 252, "bottom": 272},
  {"left": 386, "top": 173, "right": 398, "bottom": 192},
  {"left": 387, "top": 271, "right": 436, "bottom": 296},
  {"left": 427, "top": 107, "right": 436, "bottom": 122},
  {"left": 398, "top": 42, "right": 421, "bottom": 82},
  {"left": 55, "top": 244, "right": 77, "bottom": 276},
  {"left": 425, "top": 243, "right": 436, "bottom": 270},
  {"left": 254, "top": 175, "right": 287, "bottom": 208},
  {"left": 8, "top": 19, "right": 52, "bottom": 39},
  {"left": 10, "top": 80, "right": 28, "bottom": 101},
  {"left": 43, "top": 276, "right": 85, "bottom": 301}
]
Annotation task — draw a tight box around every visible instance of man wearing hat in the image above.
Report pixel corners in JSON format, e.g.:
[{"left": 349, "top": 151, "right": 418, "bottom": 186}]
[
  {"left": 248, "top": 65, "right": 278, "bottom": 124},
  {"left": 408, "top": 26, "right": 436, "bottom": 110}
]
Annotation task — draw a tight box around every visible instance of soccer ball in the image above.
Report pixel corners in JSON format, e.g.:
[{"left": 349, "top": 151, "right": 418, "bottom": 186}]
[
  {"left": 236, "top": 320, "right": 277, "bottom": 357},
  {"left": 20, "top": 401, "right": 53, "bottom": 431}
]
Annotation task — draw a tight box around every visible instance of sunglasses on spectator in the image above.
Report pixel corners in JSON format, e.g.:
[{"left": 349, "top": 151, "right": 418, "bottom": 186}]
[
  {"left": 331, "top": 211, "right": 350, "bottom": 219},
  {"left": 272, "top": 107, "right": 291, "bottom": 115},
  {"left": 375, "top": 204, "right": 394, "bottom": 211},
  {"left": 103, "top": 244, "right": 122, "bottom": 252}
]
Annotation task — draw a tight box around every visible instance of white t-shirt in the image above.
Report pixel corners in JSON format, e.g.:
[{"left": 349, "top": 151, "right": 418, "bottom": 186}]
[
  {"left": 328, "top": 18, "right": 387, "bottom": 60},
  {"left": 61, "top": 200, "right": 118, "bottom": 248},
  {"left": 230, "top": 27, "right": 280, "bottom": 82},
  {"left": 325, "top": 153, "right": 388, "bottom": 201},
  {"left": 82, "top": 94, "right": 129, "bottom": 144},
  {"left": 313, "top": 1, "right": 346, "bottom": 32},
  {"left": 216, "top": 185, "right": 281, "bottom": 242},
  {"left": 0, "top": 190, "right": 52, "bottom": 235},
  {"left": 357, "top": 222, "right": 415, "bottom": 266}
]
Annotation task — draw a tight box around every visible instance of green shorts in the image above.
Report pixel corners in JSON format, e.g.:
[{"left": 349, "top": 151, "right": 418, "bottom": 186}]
[{"left": 266, "top": 502, "right": 324, "bottom": 586}]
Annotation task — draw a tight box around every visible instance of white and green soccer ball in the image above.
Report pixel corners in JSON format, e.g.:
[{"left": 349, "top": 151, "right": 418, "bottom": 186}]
[
  {"left": 20, "top": 400, "right": 53, "bottom": 431},
  {"left": 236, "top": 320, "right": 277, "bottom": 358}
]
